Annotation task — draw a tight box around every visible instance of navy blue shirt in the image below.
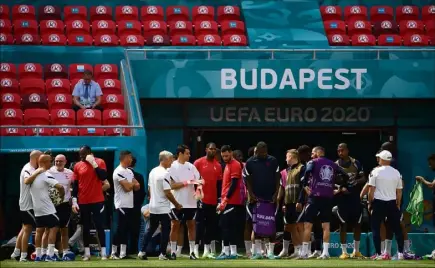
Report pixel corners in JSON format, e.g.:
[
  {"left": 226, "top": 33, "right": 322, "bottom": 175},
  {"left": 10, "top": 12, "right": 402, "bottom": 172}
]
[{"left": 243, "top": 155, "right": 280, "bottom": 201}]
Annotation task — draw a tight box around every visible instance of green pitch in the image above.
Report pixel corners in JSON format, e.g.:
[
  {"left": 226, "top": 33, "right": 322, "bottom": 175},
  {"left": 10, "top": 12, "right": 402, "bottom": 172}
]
[{"left": 1, "top": 258, "right": 434, "bottom": 268}]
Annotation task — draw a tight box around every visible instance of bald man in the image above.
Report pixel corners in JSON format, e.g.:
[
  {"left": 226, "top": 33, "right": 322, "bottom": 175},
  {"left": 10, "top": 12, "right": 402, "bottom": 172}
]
[{"left": 49, "top": 154, "right": 74, "bottom": 259}]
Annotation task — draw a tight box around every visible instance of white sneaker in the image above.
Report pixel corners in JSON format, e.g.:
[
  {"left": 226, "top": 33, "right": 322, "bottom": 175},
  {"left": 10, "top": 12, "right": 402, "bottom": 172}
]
[
  {"left": 289, "top": 251, "right": 300, "bottom": 259},
  {"left": 159, "top": 254, "right": 169, "bottom": 260},
  {"left": 295, "top": 254, "right": 308, "bottom": 260},
  {"left": 82, "top": 255, "right": 91, "bottom": 261},
  {"left": 308, "top": 251, "right": 321, "bottom": 259},
  {"left": 278, "top": 250, "right": 289, "bottom": 258},
  {"left": 19, "top": 258, "right": 28, "bottom": 262},
  {"left": 101, "top": 256, "right": 108, "bottom": 261},
  {"left": 138, "top": 252, "right": 146, "bottom": 258},
  {"left": 10, "top": 252, "right": 20, "bottom": 260},
  {"left": 397, "top": 253, "right": 404, "bottom": 260},
  {"left": 317, "top": 253, "right": 330, "bottom": 259},
  {"left": 194, "top": 249, "right": 199, "bottom": 259}
]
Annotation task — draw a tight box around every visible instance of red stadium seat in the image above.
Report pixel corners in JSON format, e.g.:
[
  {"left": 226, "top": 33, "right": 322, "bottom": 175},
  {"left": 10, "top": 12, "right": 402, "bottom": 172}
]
[
  {"left": 68, "top": 34, "right": 93, "bottom": 46},
  {"left": 192, "top": 6, "right": 214, "bottom": 22},
  {"left": 166, "top": 6, "right": 189, "bottom": 22},
  {"left": 98, "top": 79, "right": 122, "bottom": 95},
  {"left": 106, "top": 127, "right": 130, "bottom": 136},
  {"left": 171, "top": 35, "right": 196, "bottom": 46},
  {"left": 25, "top": 127, "right": 52, "bottom": 136},
  {"left": 44, "top": 64, "right": 68, "bottom": 79},
  {"left": 351, "top": 34, "right": 376, "bottom": 46},
  {"left": 38, "top": 5, "right": 61, "bottom": 21},
  {"left": 20, "top": 79, "right": 45, "bottom": 95},
  {"left": 217, "top": 6, "right": 241, "bottom": 22},
  {"left": 396, "top": 6, "right": 419, "bottom": 22},
  {"left": 422, "top": 5, "right": 435, "bottom": 22},
  {"left": 344, "top": 5, "right": 367, "bottom": 22},
  {"left": 51, "top": 108, "right": 75, "bottom": 125},
  {"left": 69, "top": 64, "right": 93, "bottom": 80},
  {"left": 426, "top": 21, "right": 435, "bottom": 37},
  {"left": 373, "top": 20, "right": 398, "bottom": 36},
  {"left": 141, "top": 6, "right": 164, "bottom": 21},
  {"left": 48, "top": 93, "right": 72, "bottom": 110},
  {"left": 146, "top": 34, "right": 170, "bottom": 46},
  {"left": 103, "top": 109, "right": 127, "bottom": 125},
  {"left": 143, "top": 20, "right": 167, "bottom": 36},
  {"left": 400, "top": 20, "right": 424, "bottom": 36},
  {"left": 222, "top": 34, "right": 247, "bottom": 46},
  {"left": 327, "top": 34, "right": 350, "bottom": 46},
  {"left": 319, "top": 6, "right": 342, "bottom": 21},
  {"left": 115, "top": 6, "right": 139, "bottom": 21},
  {"left": 378, "top": 35, "right": 402, "bottom": 46},
  {"left": 41, "top": 34, "right": 67, "bottom": 45},
  {"left": 403, "top": 34, "right": 429, "bottom": 46},
  {"left": 197, "top": 34, "right": 221, "bottom": 46},
  {"left": 101, "top": 94, "right": 124, "bottom": 110},
  {"left": 117, "top": 20, "right": 142, "bottom": 36},
  {"left": 77, "top": 108, "right": 102, "bottom": 125},
  {"left": 169, "top": 21, "right": 193, "bottom": 35},
  {"left": 347, "top": 20, "right": 372, "bottom": 36},
  {"left": 0, "top": 5, "right": 10, "bottom": 20},
  {"left": 90, "top": 6, "right": 113, "bottom": 22},
  {"left": 1, "top": 127, "right": 25, "bottom": 136},
  {"left": 194, "top": 21, "right": 218, "bottom": 36},
  {"left": 70, "top": 79, "right": 81, "bottom": 91},
  {"left": 0, "top": 19, "right": 12, "bottom": 34},
  {"left": 0, "top": 108, "right": 23, "bottom": 125},
  {"left": 94, "top": 64, "right": 118, "bottom": 80},
  {"left": 40, "top": 20, "right": 65, "bottom": 35},
  {"left": 46, "top": 79, "right": 70, "bottom": 94},
  {"left": 12, "top": 5, "right": 36, "bottom": 21},
  {"left": 22, "top": 93, "right": 48, "bottom": 110},
  {"left": 1, "top": 93, "right": 20, "bottom": 109},
  {"left": 0, "top": 33, "right": 13, "bottom": 45},
  {"left": 15, "top": 33, "right": 40, "bottom": 45},
  {"left": 24, "top": 108, "right": 49, "bottom": 125},
  {"left": 0, "top": 78, "right": 19, "bottom": 94},
  {"left": 64, "top": 6, "right": 87, "bottom": 22},
  {"left": 0, "top": 63, "right": 17, "bottom": 79},
  {"left": 78, "top": 127, "right": 104, "bottom": 136},
  {"left": 370, "top": 6, "right": 394, "bottom": 23},
  {"left": 14, "top": 20, "right": 38, "bottom": 35},
  {"left": 221, "top": 21, "right": 245, "bottom": 35},
  {"left": 94, "top": 34, "right": 119, "bottom": 46},
  {"left": 120, "top": 34, "right": 145, "bottom": 46},
  {"left": 53, "top": 127, "right": 78, "bottom": 136},
  {"left": 323, "top": 21, "right": 346, "bottom": 35},
  {"left": 92, "top": 20, "right": 116, "bottom": 36},
  {"left": 18, "top": 63, "right": 43, "bottom": 79},
  {"left": 66, "top": 20, "right": 90, "bottom": 35}
]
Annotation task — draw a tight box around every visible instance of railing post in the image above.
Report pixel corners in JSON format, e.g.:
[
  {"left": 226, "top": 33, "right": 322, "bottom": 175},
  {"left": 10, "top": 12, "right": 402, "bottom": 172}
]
[
  {"left": 207, "top": 50, "right": 211, "bottom": 60},
  {"left": 377, "top": 50, "right": 380, "bottom": 60},
  {"left": 313, "top": 50, "right": 317, "bottom": 60},
  {"left": 271, "top": 50, "right": 274, "bottom": 60},
  {"left": 144, "top": 50, "right": 147, "bottom": 60}
]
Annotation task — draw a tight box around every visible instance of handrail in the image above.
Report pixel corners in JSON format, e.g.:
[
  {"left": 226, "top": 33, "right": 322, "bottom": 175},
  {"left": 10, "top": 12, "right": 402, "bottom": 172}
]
[
  {"left": 0, "top": 125, "right": 141, "bottom": 128},
  {"left": 120, "top": 62, "right": 135, "bottom": 127},
  {"left": 123, "top": 50, "right": 145, "bottom": 127},
  {"left": 1, "top": 147, "right": 118, "bottom": 153}
]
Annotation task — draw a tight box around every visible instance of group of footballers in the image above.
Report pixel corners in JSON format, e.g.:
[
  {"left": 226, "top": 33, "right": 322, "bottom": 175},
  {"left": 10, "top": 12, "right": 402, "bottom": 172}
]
[{"left": 9, "top": 142, "right": 435, "bottom": 262}]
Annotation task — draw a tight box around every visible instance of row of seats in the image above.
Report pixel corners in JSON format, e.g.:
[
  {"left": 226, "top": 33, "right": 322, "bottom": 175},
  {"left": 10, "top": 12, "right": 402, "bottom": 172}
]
[
  {"left": 0, "top": 33, "right": 248, "bottom": 46},
  {"left": 328, "top": 33, "right": 433, "bottom": 46},
  {"left": 320, "top": 5, "right": 435, "bottom": 22},
  {"left": 1, "top": 126, "right": 129, "bottom": 136},
  {"left": 1, "top": 92, "right": 124, "bottom": 110},
  {"left": 0, "top": 5, "right": 241, "bottom": 23}
]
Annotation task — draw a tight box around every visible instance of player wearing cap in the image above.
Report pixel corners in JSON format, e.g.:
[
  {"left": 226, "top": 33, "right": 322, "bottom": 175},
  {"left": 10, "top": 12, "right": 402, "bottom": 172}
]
[
  {"left": 168, "top": 145, "right": 203, "bottom": 260},
  {"left": 71, "top": 145, "right": 108, "bottom": 261},
  {"left": 368, "top": 150, "right": 405, "bottom": 260},
  {"left": 30, "top": 154, "right": 65, "bottom": 262},
  {"left": 111, "top": 151, "right": 140, "bottom": 259}
]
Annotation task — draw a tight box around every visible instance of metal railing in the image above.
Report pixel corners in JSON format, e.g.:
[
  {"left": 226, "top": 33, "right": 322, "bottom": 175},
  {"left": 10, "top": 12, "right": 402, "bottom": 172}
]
[
  {"left": 123, "top": 50, "right": 145, "bottom": 129},
  {"left": 125, "top": 48, "right": 435, "bottom": 60}
]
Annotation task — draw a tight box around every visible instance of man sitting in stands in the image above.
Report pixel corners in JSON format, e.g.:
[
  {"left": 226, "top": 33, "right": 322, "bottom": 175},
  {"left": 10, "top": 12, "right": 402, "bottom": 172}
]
[{"left": 72, "top": 70, "right": 103, "bottom": 111}]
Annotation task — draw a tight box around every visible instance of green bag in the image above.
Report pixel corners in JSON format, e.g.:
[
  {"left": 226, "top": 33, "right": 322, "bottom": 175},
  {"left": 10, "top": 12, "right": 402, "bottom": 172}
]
[{"left": 406, "top": 181, "right": 424, "bottom": 226}]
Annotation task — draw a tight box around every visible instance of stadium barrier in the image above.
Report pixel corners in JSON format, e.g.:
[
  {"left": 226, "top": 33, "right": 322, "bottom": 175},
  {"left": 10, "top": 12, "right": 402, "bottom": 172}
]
[{"left": 367, "top": 232, "right": 435, "bottom": 257}]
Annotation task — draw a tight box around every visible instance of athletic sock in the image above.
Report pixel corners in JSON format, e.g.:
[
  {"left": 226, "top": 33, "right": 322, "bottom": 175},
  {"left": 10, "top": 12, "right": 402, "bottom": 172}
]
[
  {"left": 176, "top": 245, "right": 183, "bottom": 255},
  {"left": 120, "top": 244, "right": 126, "bottom": 257},
  {"left": 41, "top": 248, "right": 47, "bottom": 256},
  {"left": 302, "top": 242, "right": 309, "bottom": 256},
  {"left": 282, "top": 240, "right": 290, "bottom": 254},
  {"left": 170, "top": 242, "right": 177, "bottom": 254},
  {"left": 13, "top": 248, "right": 20, "bottom": 255},
  {"left": 224, "top": 246, "right": 230, "bottom": 256},
  {"left": 189, "top": 241, "right": 195, "bottom": 255},
  {"left": 84, "top": 247, "right": 90, "bottom": 257},
  {"left": 36, "top": 248, "right": 42, "bottom": 258},
  {"left": 210, "top": 241, "right": 216, "bottom": 254},
  {"left": 230, "top": 245, "right": 237, "bottom": 256},
  {"left": 244, "top": 240, "right": 252, "bottom": 255},
  {"left": 268, "top": 243, "right": 275, "bottom": 256},
  {"left": 385, "top": 239, "right": 392, "bottom": 255},
  {"left": 380, "top": 241, "right": 385, "bottom": 254},
  {"left": 404, "top": 240, "right": 410, "bottom": 252},
  {"left": 194, "top": 244, "right": 199, "bottom": 254},
  {"left": 221, "top": 241, "right": 225, "bottom": 253},
  {"left": 111, "top": 245, "right": 118, "bottom": 255},
  {"left": 254, "top": 240, "right": 261, "bottom": 255},
  {"left": 308, "top": 242, "right": 312, "bottom": 253},
  {"left": 48, "top": 244, "right": 55, "bottom": 257},
  {"left": 341, "top": 243, "right": 347, "bottom": 254},
  {"left": 203, "top": 244, "right": 210, "bottom": 255},
  {"left": 354, "top": 240, "right": 360, "bottom": 253},
  {"left": 322, "top": 243, "right": 329, "bottom": 256},
  {"left": 101, "top": 247, "right": 107, "bottom": 257},
  {"left": 295, "top": 245, "right": 301, "bottom": 256},
  {"left": 20, "top": 252, "right": 27, "bottom": 260}
]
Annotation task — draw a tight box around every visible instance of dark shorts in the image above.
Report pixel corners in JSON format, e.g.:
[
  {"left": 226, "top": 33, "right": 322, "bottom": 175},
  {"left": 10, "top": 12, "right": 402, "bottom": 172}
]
[
  {"left": 56, "top": 202, "right": 71, "bottom": 228},
  {"left": 220, "top": 205, "right": 244, "bottom": 227},
  {"left": 35, "top": 214, "right": 59, "bottom": 228},
  {"left": 337, "top": 199, "right": 363, "bottom": 224},
  {"left": 284, "top": 204, "right": 303, "bottom": 225},
  {"left": 169, "top": 208, "right": 197, "bottom": 221},
  {"left": 20, "top": 209, "right": 36, "bottom": 226},
  {"left": 304, "top": 197, "right": 333, "bottom": 224}
]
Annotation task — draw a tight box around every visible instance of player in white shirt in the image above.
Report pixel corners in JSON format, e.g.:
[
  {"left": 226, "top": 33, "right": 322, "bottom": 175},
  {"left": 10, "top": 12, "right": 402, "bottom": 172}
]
[
  {"left": 138, "top": 151, "right": 182, "bottom": 261},
  {"left": 111, "top": 150, "right": 140, "bottom": 259},
  {"left": 30, "top": 154, "right": 65, "bottom": 262},
  {"left": 49, "top": 154, "right": 73, "bottom": 258},
  {"left": 368, "top": 150, "right": 404, "bottom": 260},
  {"left": 11, "top": 150, "right": 43, "bottom": 261}
]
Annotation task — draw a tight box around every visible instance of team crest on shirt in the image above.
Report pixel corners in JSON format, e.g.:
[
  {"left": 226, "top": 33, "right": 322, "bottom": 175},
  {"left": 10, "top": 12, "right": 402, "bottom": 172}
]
[
  {"left": 147, "top": 6, "right": 158, "bottom": 14},
  {"left": 98, "top": 20, "right": 108, "bottom": 28},
  {"left": 122, "top": 6, "right": 133, "bottom": 14},
  {"left": 381, "top": 20, "right": 392, "bottom": 29},
  {"left": 25, "top": 63, "right": 36, "bottom": 72},
  {"left": 153, "top": 35, "right": 164, "bottom": 43},
  {"left": 223, "top": 6, "right": 235, "bottom": 14},
  {"left": 57, "top": 109, "right": 69, "bottom": 118},
  {"left": 402, "top": 6, "right": 413, "bottom": 14},
  {"left": 104, "top": 79, "right": 115, "bottom": 87},
  {"left": 83, "top": 109, "right": 95, "bottom": 118},
  {"left": 2, "top": 93, "right": 14, "bottom": 102},
  {"left": 4, "top": 108, "right": 16, "bottom": 117},
  {"left": 19, "top": 5, "right": 30, "bottom": 13},
  {"left": 319, "top": 165, "right": 334, "bottom": 181},
  {"left": 175, "top": 21, "right": 186, "bottom": 29},
  {"left": 198, "top": 6, "right": 209, "bottom": 14},
  {"left": 0, "top": 63, "right": 10, "bottom": 72},
  {"left": 44, "top": 6, "right": 55, "bottom": 14},
  {"left": 109, "top": 109, "right": 121, "bottom": 118},
  {"left": 230, "top": 35, "right": 241, "bottom": 43},
  {"left": 106, "top": 94, "right": 118, "bottom": 102},
  {"left": 96, "top": 6, "right": 107, "bottom": 14},
  {"left": 29, "top": 93, "right": 41, "bottom": 102},
  {"left": 200, "top": 21, "right": 211, "bottom": 29},
  {"left": 325, "top": 6, "right": 336, "bottom": 14}
]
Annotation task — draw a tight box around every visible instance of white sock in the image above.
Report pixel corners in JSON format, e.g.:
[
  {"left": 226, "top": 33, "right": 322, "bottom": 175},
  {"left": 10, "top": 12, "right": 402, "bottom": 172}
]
[
  {"left": 385, "top": 239, "right": 392, "bottom": 255},
  {"left": 251, "top": 243, "right": 255, "bottom": 255},
  {"left": 221, "top": 241, "right": 225, "bottom": 253},
  {"left": 224, "top": 246, "right": 230, "bottom": 255},
  {"left": 268, "top": 243, "right": 275, "bottom": 256},
  {"left": 13, "top": 248, "right": 20, "bottom": 255},
  {"left": 120, "top": 244, "right": 126, "bottom": 257},
  {"left": 101, "top": 247, "right": 107, "bottom": 257},
  {"left": 262, "top": 241, "right": 267, "bottom": 255},
  {"left": 111, "top": 245, "right": 117, "bottom": 255},
  {"left": 210, "top": 241, "right": 216, "bottom": 254},
  {"left": 230, "top": 245, "right": 237, "bottom": 256},
  {"left": 203, "top": 244, "right": 210, "bottom": 255},
  {"left": 341, "top": 243, "right": 347, "bottom": 254},
  {"left": 20, "top": 252, "right": 27, "bottom": 259},
  {"left": 170, "top": 242, "right": 177, "bottom": 254},
  {"left": 189, "top": 241, "right": 195, "bottom": 255},
  {"left": 85, "top": 247, "right": 90, "bottom": 257},
  {"left": 404, "top": 240, "right": 410, "bottom": 252},
  {"left": 308, "top": 242, "right": 312, "bottom": 253},
  {"left": 36, "top": 248, "right": 42, "bottom": 258},
  {"left": 302, "top": 242, "right": 309, "bottom": 256},
  {"left": 254, "top": 240, "right": 261, "bottom": 255},
  {"left": 48, "top": 244, "right": 55, "bottom": 257},
  {"left": 354, "top": 240, "right": 360, "bottom": 253},
  {"left": 295, "top": 245, "right": 301, "bottom": 256},
  {"left": 42, "top": 248, "right": 47, "bottom": 255},
  {"left": 381, "top": 241, "right": 385, "bottom": 254},
  {"left": 176, "top": 245, "right": 183, "bottom": 255},
  {"left": 282, "top": 240, "right": 290, "bottom": 254},
  {"left": 244, "top": 240, "right": 252, "bottom": 255},
  {"left": 322, "top": 243, "right": 329, "bottom": 256},
  {"left": 194, "top": 244, "right": 199, "bottom": 254}
]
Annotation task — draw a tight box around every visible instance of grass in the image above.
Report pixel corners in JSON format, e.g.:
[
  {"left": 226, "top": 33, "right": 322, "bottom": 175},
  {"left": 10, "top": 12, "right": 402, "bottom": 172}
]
[{"left": 1, "top": 258, "right": 434, "bottom": 268}]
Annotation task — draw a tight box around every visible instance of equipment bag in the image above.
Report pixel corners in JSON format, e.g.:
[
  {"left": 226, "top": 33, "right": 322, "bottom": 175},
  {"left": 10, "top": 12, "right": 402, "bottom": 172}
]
[{"left": 252, "top": 201, "right": 277, "bottom": 237}]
